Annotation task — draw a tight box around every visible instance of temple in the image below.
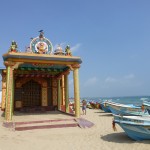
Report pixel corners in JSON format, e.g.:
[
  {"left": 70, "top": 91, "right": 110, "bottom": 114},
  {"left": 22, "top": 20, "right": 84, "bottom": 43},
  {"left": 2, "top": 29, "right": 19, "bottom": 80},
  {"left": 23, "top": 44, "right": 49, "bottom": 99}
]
[{"left": 0, "top": 31, "right": 82, "bottom": 122}]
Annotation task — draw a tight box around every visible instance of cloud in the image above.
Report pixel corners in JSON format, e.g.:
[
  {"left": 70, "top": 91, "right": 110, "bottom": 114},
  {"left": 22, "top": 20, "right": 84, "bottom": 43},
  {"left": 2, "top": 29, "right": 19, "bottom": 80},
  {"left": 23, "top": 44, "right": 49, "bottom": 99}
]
[
  {"left": 105, "top": 74, "right": 135, "bottom": 84},
  {"left": 105, "top": 77, "right": 117, "bottom": 83},
  {"left": 124, "top": 74, "right": 135, "bottom": 79},
  {"left": 71, "top": 43, "right": 81, "bottom": 52},
  {"left": 103, "top": 73, "right": 141, "bottom": 89},
  {"left": 84, "top": 77, "right": 98, "bottom": 87}
]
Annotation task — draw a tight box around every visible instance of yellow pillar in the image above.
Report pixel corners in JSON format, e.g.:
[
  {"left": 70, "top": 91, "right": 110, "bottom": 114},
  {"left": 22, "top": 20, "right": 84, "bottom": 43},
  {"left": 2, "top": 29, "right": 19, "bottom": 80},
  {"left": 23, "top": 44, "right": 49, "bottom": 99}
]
[
  {"left": 73, "top": 67, "right": 80, "bottom": 118},
  {"left": 4, "top": 61, "right": 22, "bottom": 121},
  {"left": 57, "top": 78, "right": 61, "bottom": 110},
  {"left": 64, "top": 73, "right": 69, "bottom": 113},
  {"left": 5, "top": 64, "right": 14, "bottom": 121},
  {"left": 61, "top": 75, "right": 65, "bottom": 105}
]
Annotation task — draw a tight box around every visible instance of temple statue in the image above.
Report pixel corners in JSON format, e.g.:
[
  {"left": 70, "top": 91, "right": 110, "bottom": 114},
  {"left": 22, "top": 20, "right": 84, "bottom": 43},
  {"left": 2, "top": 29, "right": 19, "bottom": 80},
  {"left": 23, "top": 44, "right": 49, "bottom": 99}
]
[
  {"left": 54, "top": 45, "right": 64, "bottom": 55},
  {"left": 9, "top": 41, "right": 18, "bottom": 52},
  {"left": 65, "top": 45, "right": 72, "bottom": 56},
  {"left": 39, "top": 30, "right": 44, "bottom": 39}
]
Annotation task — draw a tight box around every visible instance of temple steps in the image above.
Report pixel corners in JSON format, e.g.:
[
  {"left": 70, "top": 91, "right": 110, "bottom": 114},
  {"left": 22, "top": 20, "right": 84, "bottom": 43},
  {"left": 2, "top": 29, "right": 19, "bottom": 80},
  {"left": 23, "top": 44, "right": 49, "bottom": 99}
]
[
  {"left": 14, "top": 119, "right": 78, "bottom": 131},
  {"left": 14, "top": 118, "right": 94, "bottom": 131},
  {"left": 15, "top": 118, "right": 75, "bottom": 125},
  {"left": 15, "top": 123, "right": 78, "bottom": 131},
  {"left": 3, "top": 115, "right": 94, "bottom": 131},
  {"left": 14, "top": 118, "right": 78, "bottom": 131}
]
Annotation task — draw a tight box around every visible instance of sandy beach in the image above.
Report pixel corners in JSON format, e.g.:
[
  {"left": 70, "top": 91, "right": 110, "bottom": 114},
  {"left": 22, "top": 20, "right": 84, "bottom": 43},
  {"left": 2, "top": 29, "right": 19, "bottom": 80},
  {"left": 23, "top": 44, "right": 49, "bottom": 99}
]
[{"left": 0, "top": 108, "right": 149, "bottom": 150}]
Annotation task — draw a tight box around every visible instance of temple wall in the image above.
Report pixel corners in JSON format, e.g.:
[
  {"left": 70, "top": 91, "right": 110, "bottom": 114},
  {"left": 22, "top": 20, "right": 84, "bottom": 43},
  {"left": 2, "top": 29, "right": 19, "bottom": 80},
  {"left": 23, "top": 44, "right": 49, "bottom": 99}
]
[
  {"left": 41, "top": 87, "right": 48, "bottom": 106},
  {"left": 1, "top": 71, "right": 6, "bottom": 110},
  {"left": 48, "top": 78, "right": 53, "bottom": 106},
  {"left": 52, "top": 77, "right": 58, "bottom": 106}
]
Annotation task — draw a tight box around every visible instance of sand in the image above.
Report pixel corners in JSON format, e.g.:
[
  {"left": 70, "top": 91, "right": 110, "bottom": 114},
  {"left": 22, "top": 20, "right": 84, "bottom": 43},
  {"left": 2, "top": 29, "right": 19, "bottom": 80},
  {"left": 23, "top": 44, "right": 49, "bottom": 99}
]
[{"left": 0, "top": 108, "right": 149, "bottom": 150}]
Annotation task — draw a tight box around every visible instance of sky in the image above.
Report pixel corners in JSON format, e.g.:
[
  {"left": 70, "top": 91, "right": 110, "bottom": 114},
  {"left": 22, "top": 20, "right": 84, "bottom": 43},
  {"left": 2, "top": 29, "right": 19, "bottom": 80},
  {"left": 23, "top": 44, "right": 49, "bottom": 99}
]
[{"left": 0, "top": 0, "right": 150, "bottom": 97}]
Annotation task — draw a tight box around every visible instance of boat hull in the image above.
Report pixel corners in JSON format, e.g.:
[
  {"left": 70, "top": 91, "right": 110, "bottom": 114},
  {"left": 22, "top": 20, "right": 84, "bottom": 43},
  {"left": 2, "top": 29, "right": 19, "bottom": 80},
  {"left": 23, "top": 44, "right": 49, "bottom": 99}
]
[
  {"left": 106, "top": 102, "right": 149, "bottom": 116},
  {"left": 114, "top": 115, "right": 150, "bottom": 140},
  {"left": 101, "top": 103, "right": 111, "bottom": 113},
  {"left": 118, "top": 123, "right": 150, "bottom": 140}
]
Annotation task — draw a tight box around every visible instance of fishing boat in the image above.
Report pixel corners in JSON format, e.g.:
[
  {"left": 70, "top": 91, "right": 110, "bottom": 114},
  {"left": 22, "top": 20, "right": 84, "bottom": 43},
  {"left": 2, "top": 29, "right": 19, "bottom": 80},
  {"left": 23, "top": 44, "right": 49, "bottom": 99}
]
[
  {"left": 113, "top": 115, "right": 150, "bottom": 140},
  {"left": 105, "top": 101, "right": 149, "bottom": 116},
  {"left": 89, "top": 102, "right": 101, "bottom": 109},
  {"left": 100, "top": 101, "right": 111, "bottom": 113},
  {"left": 142, "top": 101, "right": 150, "bottom": 114}
]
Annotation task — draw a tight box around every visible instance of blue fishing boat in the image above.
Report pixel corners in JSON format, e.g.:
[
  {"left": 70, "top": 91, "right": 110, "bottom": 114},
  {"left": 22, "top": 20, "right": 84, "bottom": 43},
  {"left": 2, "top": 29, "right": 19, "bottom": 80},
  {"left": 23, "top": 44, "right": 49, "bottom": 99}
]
[
  {"left": 105, "top": 101, "right": 149, "bottom": 116},
  {"left": 113, "top": 115, "right": 150, "bottom": 140},
  {"left": 100, "top": 101, "right": 111, "bottom": 113}
]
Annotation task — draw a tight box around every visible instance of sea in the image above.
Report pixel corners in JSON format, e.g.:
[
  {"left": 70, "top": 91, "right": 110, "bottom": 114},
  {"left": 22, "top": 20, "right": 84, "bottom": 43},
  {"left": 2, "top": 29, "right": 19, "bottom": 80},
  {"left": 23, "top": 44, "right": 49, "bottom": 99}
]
[
  {"left": 79, "top": 96, "right": 150, "bottom": 106},
  {"left": 0, "top": 90, "right": 150, "bottom": 106}
]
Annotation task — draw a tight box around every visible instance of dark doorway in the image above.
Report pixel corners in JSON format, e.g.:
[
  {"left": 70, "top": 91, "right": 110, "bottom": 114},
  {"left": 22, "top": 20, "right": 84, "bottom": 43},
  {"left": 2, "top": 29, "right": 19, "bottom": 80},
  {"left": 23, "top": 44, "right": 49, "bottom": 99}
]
[{"left": 22, "top": 80, "right": 41, "bottom": 107}]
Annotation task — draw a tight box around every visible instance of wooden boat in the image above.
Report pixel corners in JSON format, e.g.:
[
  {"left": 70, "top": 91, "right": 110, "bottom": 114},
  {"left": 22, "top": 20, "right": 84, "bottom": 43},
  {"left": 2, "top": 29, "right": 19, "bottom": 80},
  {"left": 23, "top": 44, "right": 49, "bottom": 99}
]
[
  {"left": 113, "top": 115, "right": 150, "bottom": 140},
  {"left": 105, "top": 101, "right": 149, "bottom": 116},
  {"left": 89, "top": 102, "right": 101, "bottom": 109},
  {"left": 89, "top": 102, "right": 96, "bottom": 109}
]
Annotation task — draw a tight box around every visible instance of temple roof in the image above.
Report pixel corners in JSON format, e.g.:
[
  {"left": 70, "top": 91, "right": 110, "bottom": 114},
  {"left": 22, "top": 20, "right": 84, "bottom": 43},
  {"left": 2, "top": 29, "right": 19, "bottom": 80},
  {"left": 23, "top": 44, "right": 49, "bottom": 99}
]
[
  {"left": 3, "top": 52, "right": 82, "bottom": 64},
  {"left": 1, "top": 31, "right": 82, "bottom": 76}
]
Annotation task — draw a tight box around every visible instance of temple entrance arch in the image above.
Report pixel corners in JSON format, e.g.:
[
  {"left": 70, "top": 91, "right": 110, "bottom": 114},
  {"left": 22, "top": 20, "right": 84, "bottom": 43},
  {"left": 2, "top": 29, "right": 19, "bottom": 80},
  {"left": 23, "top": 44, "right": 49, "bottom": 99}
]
[
  {"left": 22, "top": 80, "right": 41, "bottom": 107},
  {"left": 15, "top": 77, "right": 48, "bottom": 108}
]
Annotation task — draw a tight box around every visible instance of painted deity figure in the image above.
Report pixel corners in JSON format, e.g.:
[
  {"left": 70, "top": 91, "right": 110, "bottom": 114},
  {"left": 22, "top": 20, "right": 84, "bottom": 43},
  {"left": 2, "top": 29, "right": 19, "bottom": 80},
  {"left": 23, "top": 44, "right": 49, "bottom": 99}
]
[
  {"left": 9, "top": 41, "right": 18, "bottom": 52},
  {"left": 37, "top": 42, "right": 47, "bottom": 54},
  {"left": 65, "top": 45, "right": 72, "bottom": 56}
]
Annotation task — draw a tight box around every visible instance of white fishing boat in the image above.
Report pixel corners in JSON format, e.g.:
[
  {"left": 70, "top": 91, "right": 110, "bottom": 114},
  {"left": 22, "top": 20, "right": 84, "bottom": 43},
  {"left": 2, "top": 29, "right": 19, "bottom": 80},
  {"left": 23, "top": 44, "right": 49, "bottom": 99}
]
[
  {"left": 142, "top": 101, "right": 150, "bottom": 114},
  {"left": 113, "top": 114, "right": 150, "bottom": 140},
  {"left": 105, "top": 101, "right": 149, "bottom": 116}
]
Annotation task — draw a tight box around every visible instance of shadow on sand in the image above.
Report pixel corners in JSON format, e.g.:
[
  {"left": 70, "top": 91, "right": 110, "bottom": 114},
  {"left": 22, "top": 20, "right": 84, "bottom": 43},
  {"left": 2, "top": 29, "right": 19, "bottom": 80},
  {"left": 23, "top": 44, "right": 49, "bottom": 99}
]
[
  {"left": 99, "top": 114, "right": 113, "bottom": 117},
  {"left": 94, "top": 111, "right": 112, "bottom": 116},
  {"left": 94, "top": 111, "right": 112, "bottom": 114},
  {"left": 94, "top": 111, "right": 106, "bottom": 113},
  {"left": 101, "top": 132, "right": 150, "bottom": 144}
]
